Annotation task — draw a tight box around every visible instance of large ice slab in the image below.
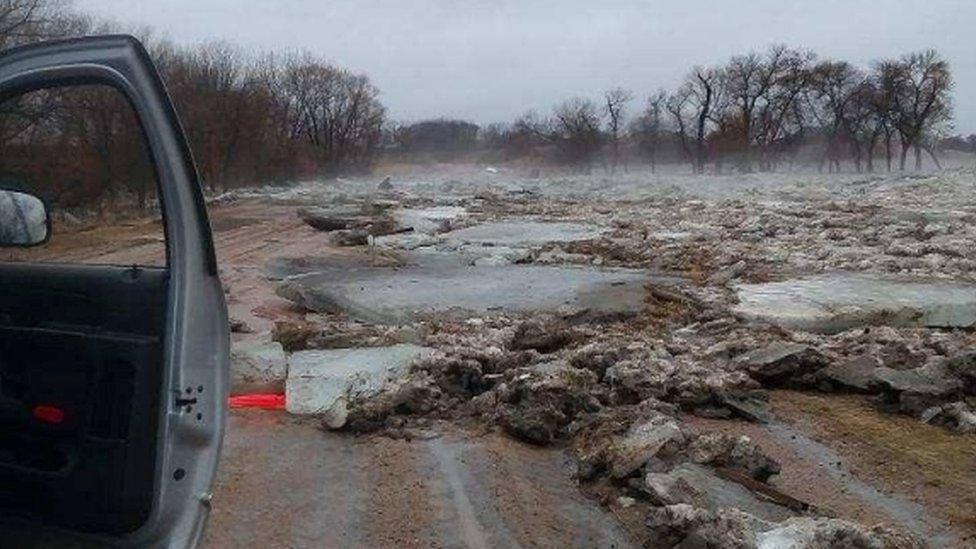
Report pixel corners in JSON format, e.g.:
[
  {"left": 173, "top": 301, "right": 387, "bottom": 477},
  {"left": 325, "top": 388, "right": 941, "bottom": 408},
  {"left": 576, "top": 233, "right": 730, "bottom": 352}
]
[
  {"left": 733, "top": 273, "right": 976, "bottom": 334},
  {"left": 278, "top": 264, "right": 660, "bottom": 324},
  {"left": 230, "top": 340, "right": 288, "bottom": 395},
  {"left": 445, "top": 221, "right": 604, "bottom": 247},
  {"left": 392, "top": 206, "right": 467, "bottom": 234},
  {"left": 285, "top": 344, "right": 434, "bottom": 426}
]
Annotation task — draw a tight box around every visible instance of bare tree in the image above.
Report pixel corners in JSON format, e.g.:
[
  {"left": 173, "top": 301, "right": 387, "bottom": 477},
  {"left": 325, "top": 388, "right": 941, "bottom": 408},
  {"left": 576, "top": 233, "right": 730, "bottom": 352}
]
[
  {"left": 0, "top": 0, "right": 65, "bottom": 47},
  {"left": 8, "top": 0, "right": 965, "bottom": 208},
  {"left": 725, "top": 45, "right": 813, "bottom": 171},
  {"left": 867, "top": 60, "right": 904, "bottom": 172},
  {"left": 603, "top": 87, "right": 633, "bottom": 174},
  {"left": 0, "top": 2, "right": 391, "bottom": 211},
  {"left": 630, "top": 90, "right": 667, "bottom": 173},
  {"left": 666, "top": 88, "right": 693, "bottom": 169},
  {"left": 277, "top": 52, "right": 385, "bottom": 174},
  {"left": 808, "top": 60, "right": 863, "bottom": 172},
  {"left": 504, "top": 111, "right": 551, "bottom": 157},
  {"left": 551, "top": 98, "right": 603, "bottom": 171},
  {"left": 752, "top": 49, "right": 812, "bottom": 171},
  {"left": 164, "top": 41, "right": 249, "bottom": 192},
  {"left": 888, "top": 50, "right": 953, "bottom": 170},
  {"left": 668, "top": 68, "right": 721, "bottom": 173}
]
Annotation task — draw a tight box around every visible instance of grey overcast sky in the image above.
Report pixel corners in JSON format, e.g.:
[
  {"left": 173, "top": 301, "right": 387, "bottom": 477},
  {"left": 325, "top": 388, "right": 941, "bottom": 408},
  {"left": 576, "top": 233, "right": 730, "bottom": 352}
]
[{"left": 76, "top": 0, "right": 976, "bottom": 133}]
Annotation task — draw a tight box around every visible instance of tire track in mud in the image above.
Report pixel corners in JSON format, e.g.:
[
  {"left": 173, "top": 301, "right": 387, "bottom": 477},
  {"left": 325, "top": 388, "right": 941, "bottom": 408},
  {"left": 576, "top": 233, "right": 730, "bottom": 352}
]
[
  {"left": 203, "top": 412, "right": 366, "bottom": 548},
  {"left": 204, "top": 415, "right": 638, "bottom": 548},
  {"left": 424, "top": 432, "right": 636, "bottom": 549},
  {"left": 426, "top": 437, "right": 508, "bottom": 549},
  {"left": 357, "top": 436, "right": 440, "bottom": 548}
]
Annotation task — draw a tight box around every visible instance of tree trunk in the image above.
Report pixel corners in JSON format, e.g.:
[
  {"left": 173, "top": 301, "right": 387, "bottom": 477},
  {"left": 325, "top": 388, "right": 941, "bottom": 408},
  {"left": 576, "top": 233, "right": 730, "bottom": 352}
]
[
  {"left": 885, "top": 136, "right": 892, "bottom": 172},
  {"left": 610, "top": 135, "right": 619, "bottom": 175},
  {"left": 914, "top": 144, "right": 922, "bottom": 170},
  {"left": 899, "top": 140, "right": 910, "bottom": 171},
  {"left": 924, "top": 145, "right": 942, "bottom": 170}
]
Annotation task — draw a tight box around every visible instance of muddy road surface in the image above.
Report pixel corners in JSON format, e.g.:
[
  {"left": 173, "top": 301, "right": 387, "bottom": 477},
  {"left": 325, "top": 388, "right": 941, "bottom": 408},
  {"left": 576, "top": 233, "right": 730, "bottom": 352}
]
[{"left": 203, "top": 412, "right": 634, "bottom": 548}]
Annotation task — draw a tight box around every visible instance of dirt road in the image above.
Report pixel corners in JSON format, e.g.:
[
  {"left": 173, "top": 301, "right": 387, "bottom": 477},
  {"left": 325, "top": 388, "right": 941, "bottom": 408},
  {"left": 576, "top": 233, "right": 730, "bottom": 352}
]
[{"left": 203, "top": 411, "right": 634, "bottom": 548}]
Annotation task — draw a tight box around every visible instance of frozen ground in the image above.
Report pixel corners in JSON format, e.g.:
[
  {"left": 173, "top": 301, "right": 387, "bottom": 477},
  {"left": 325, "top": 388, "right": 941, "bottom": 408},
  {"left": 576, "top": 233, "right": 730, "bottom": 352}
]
[
  {"left": 215, "top": 163, "right": 976, "bottom": 547},
  {"left": 222, "top": 164, "right": 976, "bottom": 283},
  {"left": 29, "top": 163, "right": 976, "bottom": 547}
]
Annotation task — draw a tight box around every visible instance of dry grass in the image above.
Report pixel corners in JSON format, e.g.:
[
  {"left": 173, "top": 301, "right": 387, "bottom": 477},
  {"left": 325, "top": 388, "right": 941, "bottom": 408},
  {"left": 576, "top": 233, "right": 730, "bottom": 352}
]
[
  {"left": 772, "top": 390, "right": 976, "bottom": 533},
  {"left": 2, "top": 216, "right": 165, "bottom": 265}
]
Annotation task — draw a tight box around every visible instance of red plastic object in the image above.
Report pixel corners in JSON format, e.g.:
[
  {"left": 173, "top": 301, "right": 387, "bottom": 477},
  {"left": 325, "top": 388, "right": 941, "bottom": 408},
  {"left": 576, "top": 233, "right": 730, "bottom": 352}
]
[
  {"left": 228, "top": 393, "right": 285, "bottom": 410},
  {"left": 33, "top": 405, "right": 65, "bottom": 424}
]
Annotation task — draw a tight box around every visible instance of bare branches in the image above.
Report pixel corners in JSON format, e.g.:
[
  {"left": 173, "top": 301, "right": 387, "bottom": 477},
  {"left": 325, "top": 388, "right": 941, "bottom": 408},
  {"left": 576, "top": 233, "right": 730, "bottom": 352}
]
[
  {"left": 154, "top": 46, "right": 386, "bottom": 190},
  {"left": 667, "top": 68, "right": 722, "bottom": 173},
  {"left": 0, "top": 0, "right": 957, "bottom": 184},
  {"left": 885, "top": 50, "right": 953, "bottom": 169},
  {"left": 552, "top": 98, "right": 604, "bottom": 170},
  {"left": 724, "top": 46, "right": 814, "bottom": 171},
  {"left": 650, "top": 45, "right": 953, "bottom": 174},
  {"left": 0, "top": 0, "right": 75, "bottom": 47},
  {"left": 0, "top": 6, "right": 390, "bottom": 210},
  {"left": 603, "top": 88, "right": 633, "bottom": 174},
  {"left": 630, "top": 90, "right": 667, "bottom": 173}
]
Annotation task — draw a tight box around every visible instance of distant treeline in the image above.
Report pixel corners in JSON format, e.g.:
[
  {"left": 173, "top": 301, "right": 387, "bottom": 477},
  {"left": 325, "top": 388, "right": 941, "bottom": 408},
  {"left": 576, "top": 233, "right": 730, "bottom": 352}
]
[
  {"left": 0, "top": 0, "right": 968, "bottom": 217},
  {"left": 0, "top": 0, "right": 385, "bottom": 214},
  {"left": 387, "top": 46, "right": 963, "bottom": 175}
]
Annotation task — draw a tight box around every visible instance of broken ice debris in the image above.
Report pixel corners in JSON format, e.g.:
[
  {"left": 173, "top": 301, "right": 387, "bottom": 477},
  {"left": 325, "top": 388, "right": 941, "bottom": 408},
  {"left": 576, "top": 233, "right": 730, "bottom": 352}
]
[
  {"left": 734, "top": 273, "right": 976, "bottom": 334},
  {"left": 285, "top": 344, "right": 434, "bottom": 428},
  {"left": 230, "top": 340, "right": 288, "bottom": 395},
  {"left": 644, "top": 463, "right": 795, "bottom": 522},
  {"left": 444, "top": 221, "right": 605, "bottom": 247}
]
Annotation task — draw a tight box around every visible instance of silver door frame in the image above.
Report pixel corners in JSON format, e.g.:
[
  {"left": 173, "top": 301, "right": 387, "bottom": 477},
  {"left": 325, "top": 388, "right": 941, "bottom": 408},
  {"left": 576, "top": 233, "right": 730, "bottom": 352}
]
[{"left": 0, "top": 35, "right": 228, "bottom": 548}]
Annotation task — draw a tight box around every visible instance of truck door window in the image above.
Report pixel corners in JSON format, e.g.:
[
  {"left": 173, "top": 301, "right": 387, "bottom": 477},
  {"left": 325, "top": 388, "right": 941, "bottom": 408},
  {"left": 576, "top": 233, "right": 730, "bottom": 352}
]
[{"left": 0, "top": 84, "right": 165, "bottom": 267}]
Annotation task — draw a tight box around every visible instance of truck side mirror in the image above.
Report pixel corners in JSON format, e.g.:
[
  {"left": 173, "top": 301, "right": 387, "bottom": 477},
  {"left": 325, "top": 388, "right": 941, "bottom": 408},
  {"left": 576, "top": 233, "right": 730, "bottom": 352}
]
[{"left": 0, "top": 189, "right": 48, "bottom": 246}]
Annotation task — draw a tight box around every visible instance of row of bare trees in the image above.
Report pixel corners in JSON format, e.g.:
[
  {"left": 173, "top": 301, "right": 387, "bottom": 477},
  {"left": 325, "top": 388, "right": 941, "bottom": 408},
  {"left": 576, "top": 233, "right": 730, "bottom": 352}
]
[
  {"left": 0, "top": 0, "right": 961, "bottom": 216},
  {"left": 0, "top": 0, "right": 387, "bottom": 213},
  {"left": 153, "top": 44, "right": 386, "bottom": 192},
  {"left": 485, "top": 45, "right": 954, "bottom": 174},
  {"left": 386, "top": 119, "right": 480, "bottom": 160}
]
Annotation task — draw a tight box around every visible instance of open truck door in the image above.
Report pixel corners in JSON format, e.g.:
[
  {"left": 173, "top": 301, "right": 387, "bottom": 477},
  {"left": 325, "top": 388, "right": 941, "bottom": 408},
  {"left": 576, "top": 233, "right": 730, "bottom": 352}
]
[{"left": 0, "top": 36, "right": 228, "bottom": 547}]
